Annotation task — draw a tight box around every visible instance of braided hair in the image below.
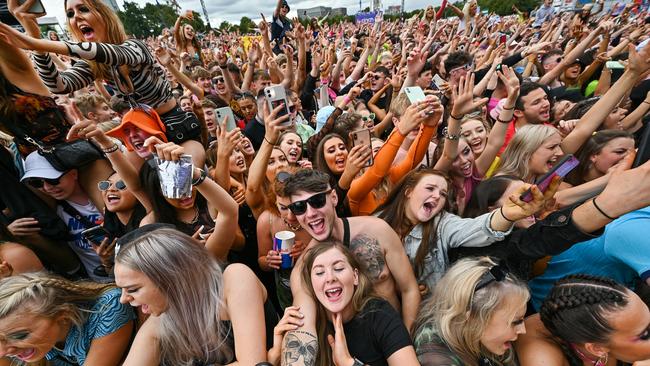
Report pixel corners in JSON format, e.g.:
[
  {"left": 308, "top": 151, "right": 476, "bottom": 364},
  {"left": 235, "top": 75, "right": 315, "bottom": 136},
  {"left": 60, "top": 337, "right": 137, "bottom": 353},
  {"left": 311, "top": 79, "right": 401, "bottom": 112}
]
[
  {"left": 0, "top": 272, "right": 114, "bottom": 329},
  {"left": 540, "top": 274, "right": 629, "bottom": 366}
]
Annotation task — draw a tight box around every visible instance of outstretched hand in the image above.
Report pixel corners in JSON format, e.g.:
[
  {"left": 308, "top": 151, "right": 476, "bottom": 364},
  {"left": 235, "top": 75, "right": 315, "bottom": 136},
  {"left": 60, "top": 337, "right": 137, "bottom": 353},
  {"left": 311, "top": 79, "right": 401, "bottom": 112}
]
[
  {"left": 451, "top": 73, "right": 488, "bottom": 118},
  {"left": 501, "top": 176, "right": 561, "bottom": 221}
]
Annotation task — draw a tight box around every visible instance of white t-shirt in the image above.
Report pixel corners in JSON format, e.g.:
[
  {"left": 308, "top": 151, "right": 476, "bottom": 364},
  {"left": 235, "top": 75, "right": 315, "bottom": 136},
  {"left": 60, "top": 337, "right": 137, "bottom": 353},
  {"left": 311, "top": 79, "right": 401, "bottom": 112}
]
[{"left": 56, "top": 200, "right": 111, "bottom": 282}]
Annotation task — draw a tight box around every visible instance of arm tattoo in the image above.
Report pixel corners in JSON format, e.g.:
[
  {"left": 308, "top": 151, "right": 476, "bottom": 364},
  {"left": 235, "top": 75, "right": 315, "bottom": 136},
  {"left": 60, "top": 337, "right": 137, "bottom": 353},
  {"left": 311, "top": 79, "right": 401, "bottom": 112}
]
[
  {"left": 349, "top": 234, "right": 385, "bottom": 281},
  {"left": 282, "top": 330, "right": 318, "bottom": 366}
]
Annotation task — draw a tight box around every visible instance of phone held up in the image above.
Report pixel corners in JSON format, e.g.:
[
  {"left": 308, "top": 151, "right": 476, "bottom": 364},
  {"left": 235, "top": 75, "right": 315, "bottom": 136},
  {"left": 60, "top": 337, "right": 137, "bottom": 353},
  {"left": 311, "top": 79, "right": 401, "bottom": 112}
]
[
  {"left": 350, "top": 128, "right": 374, "bottom": 167},
  {"left": 520, "top": 155, "right": 579, "bottom": 202},
  {"left": 265, "top": 86, "right": 292, "bottom": 126}
]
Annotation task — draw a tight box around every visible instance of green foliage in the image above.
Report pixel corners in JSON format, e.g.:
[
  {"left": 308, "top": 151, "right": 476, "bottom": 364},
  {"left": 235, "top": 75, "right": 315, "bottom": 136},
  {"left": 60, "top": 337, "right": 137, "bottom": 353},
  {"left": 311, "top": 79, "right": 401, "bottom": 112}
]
[
  {"left": 477, "top": 0, "right": 538, "bottom": 15},
  {"left": 118, "top": 2, "right": 206, "bottom": 38},
  {"left": 238, "top": 16, "right": 255, "bottom": 34}
]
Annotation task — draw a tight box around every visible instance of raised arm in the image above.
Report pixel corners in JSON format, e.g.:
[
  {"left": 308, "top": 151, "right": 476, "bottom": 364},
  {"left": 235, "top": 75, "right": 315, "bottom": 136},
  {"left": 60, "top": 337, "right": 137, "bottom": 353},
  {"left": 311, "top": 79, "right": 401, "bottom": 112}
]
[
  {"left": 217, "top": 51, "right": 243, "bottom": 94},
  {"left": 155, "top": 47, "right": 204, "bottom": 99},
  {"left": 246, "top": 103, "right": 290, "bottom": 218},
  {"left": 474, "top": 66, "right": 519, "bottom": 176},
  {"left": 562, "top": 44, "right": 650, "bottom": 154},
  {"left": 214, "top": 125, "right": 243, "bottom": 192}
]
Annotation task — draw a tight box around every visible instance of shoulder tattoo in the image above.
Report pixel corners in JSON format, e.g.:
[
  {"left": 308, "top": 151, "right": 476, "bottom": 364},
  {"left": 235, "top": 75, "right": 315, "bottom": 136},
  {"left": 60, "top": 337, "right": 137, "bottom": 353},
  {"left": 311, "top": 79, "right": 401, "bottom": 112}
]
[{"left": 349, "top": 234, "right": 386, "bottom": 281}]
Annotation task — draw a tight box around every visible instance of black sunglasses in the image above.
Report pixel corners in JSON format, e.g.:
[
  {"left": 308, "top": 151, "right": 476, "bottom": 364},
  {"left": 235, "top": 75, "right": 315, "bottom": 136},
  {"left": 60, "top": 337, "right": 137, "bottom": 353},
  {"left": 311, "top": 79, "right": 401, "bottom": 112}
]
[
  {"left": 213, "top": 77, "right": 225, "bottom": 84},
  {"left": 474, "top": 264, "right": 508, "bottom": 293},
  {"left": 26, "top": 175, "right": 65, "bottom": 189},
  {"left": 287, "top": 190, "right": 332, "bottom": 215},
  {"left": 98, "top": 180, "right": 127, "bottom": 191}
]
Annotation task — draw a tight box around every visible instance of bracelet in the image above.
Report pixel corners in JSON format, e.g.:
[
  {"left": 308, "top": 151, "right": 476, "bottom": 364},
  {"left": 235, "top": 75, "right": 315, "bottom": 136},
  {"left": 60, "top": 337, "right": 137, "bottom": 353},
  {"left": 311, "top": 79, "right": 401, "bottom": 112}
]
[
  {"left": 643, "top": 101, "right": 650, "bottom": 105},
  {"left": 502, "top": 105, "right": 515, "bottom": 111},
  {"left": 499, "top": 206, "right": 515, "bottom": 223},
  {"left": 192, "top": 168, "right": 208, "bottom": 186},
  {"left": 264, "top": 136, "right": 277, "bottom": 145},
  {"left": 496, "top": 115, "right": 513, "bottom": 123},
  {"left": 449, "top": 113, "right": 463, "bottom": 120},
  {"left": 444, "top": 132, "right": 460, "bottom": 141},
  {"left": 592, "top": 198, "right": 616, "bottom": 220},
  {"left": 101, "top": 144, "right": 119, "bottom": 154}
]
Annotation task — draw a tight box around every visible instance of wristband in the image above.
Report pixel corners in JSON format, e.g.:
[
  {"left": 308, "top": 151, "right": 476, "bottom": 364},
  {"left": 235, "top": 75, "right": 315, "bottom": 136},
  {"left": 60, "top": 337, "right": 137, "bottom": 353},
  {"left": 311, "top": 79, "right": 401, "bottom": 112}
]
[
  {"left": 499, "top": 206, "right": 515, "bottom": 223},
  {"left": 592, "top": 198, "right": 616, "bottom": 220},
  {"left": 449, "top": 113, "right": 463, "bottom": 120},
  {"left": 101, "top": 144, "right": 119, "bottom": 154},
  {"left": 192, "top": 169, "right": 208, "bottom": 186},
  {"left": 501, "top": 105, "right": 515, "bottom": 111},
  {"left": 264, "top": 136, "right": 277, "bottom": 145}
]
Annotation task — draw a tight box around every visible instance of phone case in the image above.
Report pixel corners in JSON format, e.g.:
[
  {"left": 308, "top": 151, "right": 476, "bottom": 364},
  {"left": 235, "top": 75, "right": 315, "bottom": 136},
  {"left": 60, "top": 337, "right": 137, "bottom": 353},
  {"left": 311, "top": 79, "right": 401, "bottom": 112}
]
[
  {"left": 520, "top": 155, "right": 579, "bottom": 202},
  {"left": 404, "top": 87, "right": 427, "bottom": 104},
  {"left": 265, "top": 86, "right": 291, "bottom": 126},
  {"left": 350, "top": 128, "right": 374, "bottom": 167},
  {"left": 215, "top": 107, "right": 237, "bottom": 131}
]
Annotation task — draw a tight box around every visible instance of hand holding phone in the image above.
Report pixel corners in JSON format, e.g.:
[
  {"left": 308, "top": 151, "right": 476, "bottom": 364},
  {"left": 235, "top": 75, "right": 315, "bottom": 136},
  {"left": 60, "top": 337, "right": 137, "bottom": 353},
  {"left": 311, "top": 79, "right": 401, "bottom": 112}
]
[
  {"left": 520, "top": 155, "right": 579, "bottom": 202},
  {"left": 82, "top": 225, "right": 111, "bottom": 245},
  {"left": 349, "top": 128, "right": 374, "bottom": 167},
  {"left": 17, "top": 0, "right": 46, "bottom": 15}
]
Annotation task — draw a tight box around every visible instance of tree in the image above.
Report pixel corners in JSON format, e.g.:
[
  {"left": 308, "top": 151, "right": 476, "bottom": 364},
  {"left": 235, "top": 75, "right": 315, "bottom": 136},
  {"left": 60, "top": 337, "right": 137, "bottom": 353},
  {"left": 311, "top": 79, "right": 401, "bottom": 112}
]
[
  {"left": 478, "top": 0, "right": 538, "bottom": 15},
  {"left": 219, "top": 21, "right": 233, "bottom": 31},
  {"left": 118, "top": 2, "right": 206, "bottom": 38},
  {"left": 238, "top": 16, "right": 255, "bottom": 34}
]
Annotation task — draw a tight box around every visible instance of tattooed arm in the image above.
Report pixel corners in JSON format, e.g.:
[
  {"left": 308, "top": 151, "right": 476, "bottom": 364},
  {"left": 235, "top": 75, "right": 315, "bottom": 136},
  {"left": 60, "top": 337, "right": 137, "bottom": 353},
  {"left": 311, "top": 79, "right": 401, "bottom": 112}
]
[
  {"left": 377, "top": 221, "right": 420, "bottom": 332},
  {"left": 282, "top": 247, "right": 319, "bottom": 366}
]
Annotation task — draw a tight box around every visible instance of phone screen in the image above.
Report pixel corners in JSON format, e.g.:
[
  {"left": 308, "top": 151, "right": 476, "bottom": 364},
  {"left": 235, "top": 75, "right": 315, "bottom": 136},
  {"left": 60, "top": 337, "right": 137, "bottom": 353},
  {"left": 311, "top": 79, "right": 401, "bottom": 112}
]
[{"left": 520, "top": 155, "right": 579, "bottom": 202}]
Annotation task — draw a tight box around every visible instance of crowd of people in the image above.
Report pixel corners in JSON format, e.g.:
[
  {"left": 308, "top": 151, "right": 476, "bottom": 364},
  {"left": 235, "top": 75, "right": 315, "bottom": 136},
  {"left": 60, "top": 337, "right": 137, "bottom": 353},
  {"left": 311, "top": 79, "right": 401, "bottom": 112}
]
[{"left": 1, "top": 0, "right": 650, "bottom": 364}]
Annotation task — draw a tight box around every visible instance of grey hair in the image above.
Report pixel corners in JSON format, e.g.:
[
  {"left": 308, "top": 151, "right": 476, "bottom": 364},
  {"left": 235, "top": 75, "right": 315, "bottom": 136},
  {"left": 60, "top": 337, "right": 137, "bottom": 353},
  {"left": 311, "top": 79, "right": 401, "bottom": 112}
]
[
  {"left": 496, "top": 124, "right": 559, "bottom": 182},
  {"left": 115, "top": 228, "right": 232, "bottom": 365}
]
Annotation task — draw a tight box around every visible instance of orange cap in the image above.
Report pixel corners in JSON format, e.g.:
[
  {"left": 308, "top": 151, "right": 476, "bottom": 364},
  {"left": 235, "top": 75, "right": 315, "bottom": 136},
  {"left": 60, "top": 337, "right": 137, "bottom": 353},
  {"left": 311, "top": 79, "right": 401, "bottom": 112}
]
[{"left": 107, "top": 109, "right": 168, "bottom": 151}]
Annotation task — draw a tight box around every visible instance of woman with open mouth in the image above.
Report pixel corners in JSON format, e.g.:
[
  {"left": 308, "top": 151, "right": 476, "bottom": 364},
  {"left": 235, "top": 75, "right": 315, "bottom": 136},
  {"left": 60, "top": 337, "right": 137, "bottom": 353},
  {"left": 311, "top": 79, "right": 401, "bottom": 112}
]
[
  {"left": 278, "top": 131, "right": 306, "bottom": 166},
  {"left": 413, "top": 257, "right": 529, "bottom": 366},
  {"left": 0, "top": 272, "right": 135, "bottom": 365},
  {"left": 435, "top": 69, "right": 518, "bottom": 215},
  {"left": 376, "top": 168, "right": 551, "bottom": 294},
  {"left": 173, "top": 12, "right": 204, "bottom": 65},
  {"left": 298, "top": 242, "right": 419, "bottom": 365},
  {"left": 5, "top": 0, "right": 206, "bottom": 167}
]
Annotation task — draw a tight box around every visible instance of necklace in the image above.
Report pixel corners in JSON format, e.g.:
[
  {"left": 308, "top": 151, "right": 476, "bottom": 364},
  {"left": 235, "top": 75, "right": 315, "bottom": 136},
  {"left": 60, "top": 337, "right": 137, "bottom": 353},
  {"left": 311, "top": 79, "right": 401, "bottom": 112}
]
[{"left": 284, "top": 218, "right": 301, "bottom": 231}]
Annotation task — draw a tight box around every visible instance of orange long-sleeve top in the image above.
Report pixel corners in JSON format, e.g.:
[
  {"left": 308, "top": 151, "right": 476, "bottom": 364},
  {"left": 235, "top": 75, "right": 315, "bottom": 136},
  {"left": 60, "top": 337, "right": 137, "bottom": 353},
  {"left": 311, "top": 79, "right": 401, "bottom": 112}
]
[{"left": 347, "top": 123, "right": 437, "bottom": 216}]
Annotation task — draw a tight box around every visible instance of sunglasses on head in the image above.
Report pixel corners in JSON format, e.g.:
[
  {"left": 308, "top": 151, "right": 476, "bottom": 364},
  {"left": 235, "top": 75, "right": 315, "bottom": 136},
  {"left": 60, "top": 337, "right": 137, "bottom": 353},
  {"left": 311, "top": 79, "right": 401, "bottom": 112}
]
[
  {"left": 98, "top": 180, "right": 127, "bottom": 191},
  {"left": 474, "top": 264, "right": 508, "bottom": 293},
  {"left": 25, "top": 176, "right": 65, "bottom": 189},
  {"left": 287, "top": 190, "right": 332, "bottom": 215}
]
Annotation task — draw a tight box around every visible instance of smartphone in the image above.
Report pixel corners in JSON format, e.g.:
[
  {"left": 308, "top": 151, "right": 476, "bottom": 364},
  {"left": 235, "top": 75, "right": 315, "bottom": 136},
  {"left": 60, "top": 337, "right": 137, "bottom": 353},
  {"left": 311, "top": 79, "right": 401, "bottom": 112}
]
[
  {"left": 215, "top": 107, "right": 237, "bottom": 132},
  {"left": 520, "top": 155, "right": 579, "bottom": 202},
  {"left": 633, "top": 124, "right": 650, "bottom": 168},
  {"left": 404, "top": 86, "right": 427, "bottom": 104},
  {"left": 264, "top": 85, "right": 291, "bottom": 126},
  {"left": 81, "top": 225, "right": 111, "bottom": 244},
  {"left": 606, "top": 61, "right": 625, "bottom": 69},
  {"left": 499, "top": 33, "right": 507, "bottom": 45},
  {"left": 18, "top": 0, "right": 45, "bottom": 14},
  {"left": 350, "top": 128, "right": 374, "bottom": 167},
  {"left": 432, "top": 74, "right": 446, "bottom": 90}
]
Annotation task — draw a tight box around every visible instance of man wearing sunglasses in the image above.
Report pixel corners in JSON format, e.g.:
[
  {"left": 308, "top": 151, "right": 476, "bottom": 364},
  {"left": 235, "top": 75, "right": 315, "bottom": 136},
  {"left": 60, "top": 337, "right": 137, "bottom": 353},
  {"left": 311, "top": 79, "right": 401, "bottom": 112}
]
[
  {"left": 279, "top": 170, "right": 420, "bottom": 355},
  {"left": 20, "top": 152, "right": 110, "bottom": 282}
]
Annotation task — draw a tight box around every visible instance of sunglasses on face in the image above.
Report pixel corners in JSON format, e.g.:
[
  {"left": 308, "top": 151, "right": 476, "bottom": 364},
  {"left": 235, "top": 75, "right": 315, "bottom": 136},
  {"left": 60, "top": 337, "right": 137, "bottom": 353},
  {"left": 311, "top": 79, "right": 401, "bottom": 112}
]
[
  {"left": 25, "top": 176, "right": 65, "bottom": 189},
  {"left": 371, "top": 74, "right": 384, "bottom": 81},
  {"left": 450, "top": 64, "right": 473, "bottom": 74},
  {"left": 98, "top": 180, "right": 127, "bottom": 191},
  {"left": 361, "top": 113, "right": 376, "bottom": 122},
  {"left": 287, "top": 190, "right": 332, "bottom": 216},
  {"left": 213, "top": 77, "right": 225, "bottom": 84}
]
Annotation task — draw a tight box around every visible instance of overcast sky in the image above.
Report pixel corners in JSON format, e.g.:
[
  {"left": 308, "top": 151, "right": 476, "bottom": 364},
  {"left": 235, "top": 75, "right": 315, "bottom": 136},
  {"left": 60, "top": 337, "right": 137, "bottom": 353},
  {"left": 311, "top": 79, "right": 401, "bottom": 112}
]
[{"left": 44, "top": 0, "right": 443, "bottom": 30}]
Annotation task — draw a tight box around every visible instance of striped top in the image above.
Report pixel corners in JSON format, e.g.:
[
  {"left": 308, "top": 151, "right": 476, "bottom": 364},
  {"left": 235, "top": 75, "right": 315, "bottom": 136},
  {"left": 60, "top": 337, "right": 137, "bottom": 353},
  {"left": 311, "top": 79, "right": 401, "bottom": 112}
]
[
  {"left": 32, "top": 39, "right": 172, "bottom": 108},
  {"left": 45, "top": 288, "right": 136, "bottom": 365}
]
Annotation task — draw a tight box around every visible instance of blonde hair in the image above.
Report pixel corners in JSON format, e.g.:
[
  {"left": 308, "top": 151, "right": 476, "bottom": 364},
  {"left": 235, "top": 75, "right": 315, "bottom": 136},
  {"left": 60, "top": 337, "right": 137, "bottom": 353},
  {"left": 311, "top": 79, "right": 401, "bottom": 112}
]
[
  {"left": 414, "top": 257, "right": 529, "bottom": 366},
  {"left": 300, "top": 243, "right": 378, "bottom": 366},
  {"left": 65, "top": 0, "right": 128, "bottom": 81},
  {"left": 496, "top": 124, "right": 559, "bottom": 182},
  {"left": 74, "top": 93, "right": 108, "bottom": 117},
  {"left": 115, "top": 228, "right": 232, "bottom": 365},
  {"left": 0, "top": 272, "right": 114, "bottom": 331},
  {"left": 389, "top": 91, "right": 411, "bottom": 118}
]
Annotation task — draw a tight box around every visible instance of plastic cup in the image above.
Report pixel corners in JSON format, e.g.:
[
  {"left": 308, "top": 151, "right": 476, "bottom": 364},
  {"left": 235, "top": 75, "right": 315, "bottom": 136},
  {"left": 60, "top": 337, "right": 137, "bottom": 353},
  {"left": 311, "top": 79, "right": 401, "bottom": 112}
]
[{"left": 274, "top": 230, "right": 296, "bottom": 269}]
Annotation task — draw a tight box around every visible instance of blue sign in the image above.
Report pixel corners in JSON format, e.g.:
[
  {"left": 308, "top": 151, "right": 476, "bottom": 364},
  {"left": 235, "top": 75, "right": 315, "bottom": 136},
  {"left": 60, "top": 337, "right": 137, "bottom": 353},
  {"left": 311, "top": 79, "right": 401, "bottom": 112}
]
[{"left": 355, "top": 11, "right": 376, "bottom": 24}]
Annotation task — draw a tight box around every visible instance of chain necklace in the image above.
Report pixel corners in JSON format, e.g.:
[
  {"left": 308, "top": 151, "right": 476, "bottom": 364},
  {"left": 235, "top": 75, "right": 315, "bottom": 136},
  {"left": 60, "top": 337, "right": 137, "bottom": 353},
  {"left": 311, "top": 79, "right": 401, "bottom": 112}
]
[{"left": 284, "top": 218, "right": 302, "bottom": 231}]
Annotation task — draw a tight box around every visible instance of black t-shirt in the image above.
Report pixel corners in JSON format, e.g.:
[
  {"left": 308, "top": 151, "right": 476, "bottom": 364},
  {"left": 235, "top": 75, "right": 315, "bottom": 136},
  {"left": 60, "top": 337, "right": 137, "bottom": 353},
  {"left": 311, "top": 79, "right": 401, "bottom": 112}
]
[
  {"left": 243, "top": 118, "right": 266, "bottom": 151},
  {"left": 339, "top": 298, "right": 412, "bottom": 366}
]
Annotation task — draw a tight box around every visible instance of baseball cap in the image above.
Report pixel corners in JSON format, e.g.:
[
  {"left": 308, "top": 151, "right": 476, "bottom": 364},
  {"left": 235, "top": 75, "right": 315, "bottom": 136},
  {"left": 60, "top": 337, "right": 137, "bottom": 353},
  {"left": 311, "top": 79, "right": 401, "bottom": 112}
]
[
  {"left": 106, "top": 108, "right": 168, "bottom": 151},
  {"left": 21, "top": 151, "right": 66, "bottom": 182},
  {"left": 315, "top": 106, "right": 335, "bottom": 133}
]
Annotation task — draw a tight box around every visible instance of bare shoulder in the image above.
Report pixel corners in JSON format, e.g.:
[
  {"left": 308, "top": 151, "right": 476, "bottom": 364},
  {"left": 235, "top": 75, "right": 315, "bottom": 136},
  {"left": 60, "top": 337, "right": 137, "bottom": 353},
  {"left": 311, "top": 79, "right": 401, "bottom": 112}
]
[
  {"left": 347, "top": 215, "right": 394, "bottom": 235},
  {"left": 515, "top": 314, "right": 567, "bottom": 366},
  {"left": 224, "top": 263, "right": 258, "bottom": 285}
]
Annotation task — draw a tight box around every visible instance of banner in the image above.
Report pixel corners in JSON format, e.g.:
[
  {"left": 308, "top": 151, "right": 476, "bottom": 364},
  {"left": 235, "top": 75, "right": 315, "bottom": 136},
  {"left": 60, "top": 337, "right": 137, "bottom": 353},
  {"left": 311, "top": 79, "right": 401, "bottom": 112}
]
[{"left": 355, "top": 11, "right": 376, "bottom": 24}]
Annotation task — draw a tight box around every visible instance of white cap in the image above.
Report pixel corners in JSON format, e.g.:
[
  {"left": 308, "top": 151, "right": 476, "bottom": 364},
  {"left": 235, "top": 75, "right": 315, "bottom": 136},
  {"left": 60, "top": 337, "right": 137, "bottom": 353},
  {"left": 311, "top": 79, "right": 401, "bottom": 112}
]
[{"left": 21, "top": 151, "right": 66, "bottom": 182}]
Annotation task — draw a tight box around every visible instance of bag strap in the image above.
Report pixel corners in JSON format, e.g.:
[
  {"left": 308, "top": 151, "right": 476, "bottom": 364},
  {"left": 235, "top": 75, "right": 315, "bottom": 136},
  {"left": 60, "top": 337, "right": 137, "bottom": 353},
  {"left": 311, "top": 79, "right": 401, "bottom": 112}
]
[{"left": 59, "top": 200, "right": 96, "bottom": 229}]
